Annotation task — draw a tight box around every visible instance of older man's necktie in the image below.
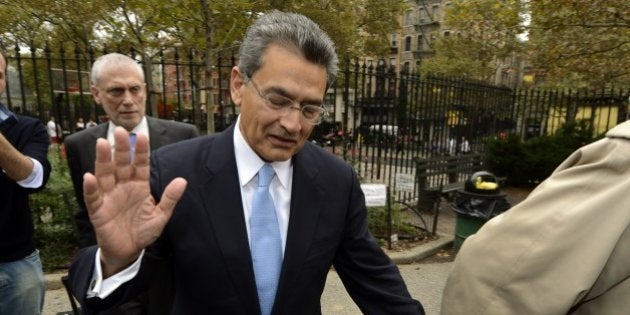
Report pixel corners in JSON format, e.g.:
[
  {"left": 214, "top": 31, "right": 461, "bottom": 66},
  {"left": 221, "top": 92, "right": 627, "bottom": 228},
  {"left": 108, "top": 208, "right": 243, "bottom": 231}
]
[
  {"left": 250, "top": 163, "right": 282, "bottom": 315},
  {"left": 129, "top": 132, "right": 136, "bottom": 162}
]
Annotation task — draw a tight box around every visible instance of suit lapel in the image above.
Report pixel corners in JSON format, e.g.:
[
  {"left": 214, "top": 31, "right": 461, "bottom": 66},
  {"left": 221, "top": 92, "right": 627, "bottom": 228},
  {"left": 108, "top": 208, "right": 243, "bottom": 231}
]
[
  {"left": 196, "top": 125, "right": 260, "bottom": 313},
  {"left": 147, "top": 117, "right": 167, "bottom": 150},
  {"left": 84, "top": 124, "right": 108, "bottom": 173},
  {"left": 276, "top": 145, "right": 324, "bottom": 300}
]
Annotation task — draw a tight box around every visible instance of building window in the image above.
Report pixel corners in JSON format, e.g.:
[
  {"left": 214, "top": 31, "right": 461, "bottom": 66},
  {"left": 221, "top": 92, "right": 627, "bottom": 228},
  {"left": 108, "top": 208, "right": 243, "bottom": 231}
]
[
  {"left": 404, "top": 10, "right": 413, "bottom": 25},
  {"left": 432, "top": 4, "right": 440, "bottom": 18},
  {"left": 419, "top": 8, "right": 427, "bottom": 22},
  {"left": 404, "top": 36, "right": 412, "bottom": 51},
  {"left": 391, "top": 33, "right": 397, "bottom": 47},
  {"left": 417, "top": 35, "right": 424, "bottom": 50},
  {"left": 403, "top": 62, "right": 410, "bottom": 72}
]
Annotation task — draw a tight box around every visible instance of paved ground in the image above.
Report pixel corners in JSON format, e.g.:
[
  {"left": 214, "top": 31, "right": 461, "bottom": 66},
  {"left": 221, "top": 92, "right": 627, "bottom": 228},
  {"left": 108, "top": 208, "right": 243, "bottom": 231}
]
[
  {"left": 42, "top": 186, "right": 530, "bottom": 315},
  {"left": 44, "top": 261, "right": 454, "bottom": 315}
]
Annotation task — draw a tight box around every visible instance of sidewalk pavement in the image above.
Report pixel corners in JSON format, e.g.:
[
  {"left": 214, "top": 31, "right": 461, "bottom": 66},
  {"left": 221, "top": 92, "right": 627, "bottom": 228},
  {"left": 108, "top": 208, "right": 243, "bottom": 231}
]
[{"left": 44, "top": 239, "right": 456, "bottom": 291}]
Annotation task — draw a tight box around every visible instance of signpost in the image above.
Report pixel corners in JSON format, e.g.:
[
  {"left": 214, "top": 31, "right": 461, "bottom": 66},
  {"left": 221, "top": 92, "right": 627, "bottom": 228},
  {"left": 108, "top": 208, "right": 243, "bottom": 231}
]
[{"left": 361, "top": 183, "right": 394, "bottom": 249}]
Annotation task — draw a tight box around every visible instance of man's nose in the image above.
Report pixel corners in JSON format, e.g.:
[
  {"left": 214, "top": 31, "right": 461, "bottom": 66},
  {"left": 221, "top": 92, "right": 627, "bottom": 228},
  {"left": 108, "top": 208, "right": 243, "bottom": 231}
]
[
  {"left": 279, "top": 106, "right": 302, "bottom": 132},
  {"left": 122, "top": 90, "right": 135, "bottom": 104}
]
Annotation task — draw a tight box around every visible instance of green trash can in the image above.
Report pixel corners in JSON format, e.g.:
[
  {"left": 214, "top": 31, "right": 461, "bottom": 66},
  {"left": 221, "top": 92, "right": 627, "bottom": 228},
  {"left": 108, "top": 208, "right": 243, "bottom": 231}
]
[
  {"left": 452, "top": 171, "right": 511, "bottom": 250},
  {"left": 453, "top": 210, "right": 488, "bottom": 251}
]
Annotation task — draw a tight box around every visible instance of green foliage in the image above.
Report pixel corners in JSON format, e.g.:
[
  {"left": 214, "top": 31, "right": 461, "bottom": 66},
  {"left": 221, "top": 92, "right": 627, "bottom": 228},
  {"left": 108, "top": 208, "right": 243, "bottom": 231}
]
[
  {"left": 30, "top": 149, "right": 78, "bottom": 271},
  {"left": 421, "top": 0, "right": 525, "bottom": 80},
  {"left": 1, "top": 0, "right": 408, "bottom": 60},
  {"left": 483, "top": 120, "right": 600, "bottom": 186},
  {"left": 367, "top": 203, "right": 420, "bottom": 240},
  {"left": 528, "top": 0, "right": 629, "bottom": 88}
]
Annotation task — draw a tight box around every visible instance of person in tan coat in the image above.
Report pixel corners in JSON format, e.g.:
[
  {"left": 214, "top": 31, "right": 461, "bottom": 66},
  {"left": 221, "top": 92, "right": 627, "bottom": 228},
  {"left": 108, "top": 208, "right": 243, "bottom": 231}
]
[{"left": 442, "top": 120, "right": 630, "bottom": 314}]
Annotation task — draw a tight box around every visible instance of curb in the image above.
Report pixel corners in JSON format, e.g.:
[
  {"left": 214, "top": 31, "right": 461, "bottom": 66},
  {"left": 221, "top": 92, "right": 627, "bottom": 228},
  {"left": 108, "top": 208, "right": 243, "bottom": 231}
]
[
  {"left": 45, "top": 236, "right": 454, "bottom": 291},
  {"left": 389, "top": 234, "right": 454, "bottom": 265}
]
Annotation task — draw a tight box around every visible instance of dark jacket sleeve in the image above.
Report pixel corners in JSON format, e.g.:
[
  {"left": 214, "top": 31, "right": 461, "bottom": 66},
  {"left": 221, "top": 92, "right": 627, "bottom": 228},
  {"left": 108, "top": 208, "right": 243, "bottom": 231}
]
[
  {"left": 18, "top": 117, "right": 51, "bottom": 191},
  {"left": 333, "top": 167, "right": 424, "bottom": 314}
]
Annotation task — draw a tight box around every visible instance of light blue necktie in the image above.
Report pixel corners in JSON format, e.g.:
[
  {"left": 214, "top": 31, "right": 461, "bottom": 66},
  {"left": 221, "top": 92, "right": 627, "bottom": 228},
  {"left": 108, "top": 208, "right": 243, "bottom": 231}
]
[
  {"left": 250, "top": 164, "right": 282, "bottom": 315},
  {"left": 129, "top": 133, "right": 137, "bottom": 162}
]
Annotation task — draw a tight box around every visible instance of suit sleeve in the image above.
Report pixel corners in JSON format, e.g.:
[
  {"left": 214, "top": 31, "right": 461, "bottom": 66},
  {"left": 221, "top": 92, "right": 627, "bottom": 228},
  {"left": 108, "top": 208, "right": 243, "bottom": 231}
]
[
  {"left": 64, "top": 136, "right": 96, "bottom": 248},
  {"left": 441, "top": 139, "right": 630, "bottom": 314},
  {"left": 190, "top": 124, "right": 200, "bottom": 137},
  {"left": 333, "top": 167, "right": 424, "bottom": 314}
]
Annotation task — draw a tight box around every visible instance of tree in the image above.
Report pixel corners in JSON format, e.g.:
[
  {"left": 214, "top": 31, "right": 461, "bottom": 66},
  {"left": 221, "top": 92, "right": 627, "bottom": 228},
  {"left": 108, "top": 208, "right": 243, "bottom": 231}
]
[
  {"left": 268, "top": 0, "right": 407, "bottom": 58},
  {"left": 527, "top": 0, "right": 629, "bottom": 88},
  {"left": 420, "top": 0, "right": 526, "bottom": 81},
  {"left": 1, "top": 0, "right": 409, "bottom": 132}
]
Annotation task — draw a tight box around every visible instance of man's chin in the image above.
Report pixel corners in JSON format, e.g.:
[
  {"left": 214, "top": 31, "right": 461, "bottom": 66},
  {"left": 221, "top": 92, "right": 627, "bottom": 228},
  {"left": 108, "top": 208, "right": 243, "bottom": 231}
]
[
  {"left": 259, "top": 147, "right": 296, "bottom": 162},
  {"left": 116, "top": 119, "right": 140, "bottom": 131}
]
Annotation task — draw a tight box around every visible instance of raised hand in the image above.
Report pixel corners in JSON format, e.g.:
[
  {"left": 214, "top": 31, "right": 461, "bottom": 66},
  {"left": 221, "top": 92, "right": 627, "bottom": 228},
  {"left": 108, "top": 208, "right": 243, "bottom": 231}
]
[{"left": 82, "top": 127, "right": 187, "bottom": 277}]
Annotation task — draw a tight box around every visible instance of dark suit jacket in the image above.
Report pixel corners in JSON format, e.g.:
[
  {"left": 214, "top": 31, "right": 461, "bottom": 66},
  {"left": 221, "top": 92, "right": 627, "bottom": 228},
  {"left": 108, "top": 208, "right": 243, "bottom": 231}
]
[
  {"left": 64, "top": 116, "right": 199, "bottom": 248},
  {"left": 69, "top": 124, "right": 424, "bottom": 314}
]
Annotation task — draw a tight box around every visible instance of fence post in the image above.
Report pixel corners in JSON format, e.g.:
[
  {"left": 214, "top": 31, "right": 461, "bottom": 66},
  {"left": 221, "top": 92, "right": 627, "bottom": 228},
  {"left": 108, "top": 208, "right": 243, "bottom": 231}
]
[
  {"left": 448, "top": 156, "right": 457, "bottom": 183},
  {"left": 415, "top": 157, "right": 428, "bottom": 191}
]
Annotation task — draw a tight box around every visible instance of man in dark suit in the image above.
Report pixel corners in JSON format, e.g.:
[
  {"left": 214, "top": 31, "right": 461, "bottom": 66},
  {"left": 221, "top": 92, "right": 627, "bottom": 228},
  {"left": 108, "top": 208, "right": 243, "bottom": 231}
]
[
  {"left": 64, "top": 53, "right": 198, "bottom": 315},
  {"left": 69, "top": 11, "right": 424, "bottom": 314},
  {"left": 64, "top": 53, "right": 199, "bottom": 248}
]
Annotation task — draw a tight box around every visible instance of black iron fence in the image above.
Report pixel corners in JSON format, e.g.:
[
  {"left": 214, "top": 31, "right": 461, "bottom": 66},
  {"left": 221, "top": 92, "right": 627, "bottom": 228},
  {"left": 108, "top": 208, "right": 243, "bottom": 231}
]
[{"left": 2, "top": 43, "right": 628, "bottom": 201}]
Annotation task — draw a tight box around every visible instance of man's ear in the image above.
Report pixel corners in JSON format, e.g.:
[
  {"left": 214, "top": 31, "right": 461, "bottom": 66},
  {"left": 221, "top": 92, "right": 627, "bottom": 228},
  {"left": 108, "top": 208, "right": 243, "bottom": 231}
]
[
  {"left": 230, "top": 66, "right": 245, "bottom": 108},
  {"left": 90, "top": 85, "right": 101, "bottom": 105}
]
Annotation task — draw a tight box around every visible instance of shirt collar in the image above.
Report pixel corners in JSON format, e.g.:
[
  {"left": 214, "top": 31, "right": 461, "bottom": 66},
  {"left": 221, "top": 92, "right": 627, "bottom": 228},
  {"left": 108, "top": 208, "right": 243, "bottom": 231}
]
[
  {"left": 0, "top": 103, "right": 16, "bottom": 122},
  {"left": 106, "top": 116, "right": 149, "bottom": 145},
  {"left": 234, "top": 115, "right": 291, "bottom": 189}
]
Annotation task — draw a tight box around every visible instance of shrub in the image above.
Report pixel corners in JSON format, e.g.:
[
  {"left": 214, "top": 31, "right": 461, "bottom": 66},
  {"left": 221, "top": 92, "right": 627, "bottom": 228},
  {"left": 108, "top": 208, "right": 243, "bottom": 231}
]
[
  {"left": 30, "top": 148, "right": 78, "bottom": 271},
  {"left": 367, "top": 203, "right": 422, "bottom": 242},
  {"left": 483, "top": 120, "right": 601, "bottom": 186}
]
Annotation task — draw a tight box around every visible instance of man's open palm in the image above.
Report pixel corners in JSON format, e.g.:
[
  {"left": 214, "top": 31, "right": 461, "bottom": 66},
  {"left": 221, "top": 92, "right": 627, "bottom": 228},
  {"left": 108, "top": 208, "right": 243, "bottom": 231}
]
[{"left": 82, "top": 127, "right": 187, "bottom": 275}]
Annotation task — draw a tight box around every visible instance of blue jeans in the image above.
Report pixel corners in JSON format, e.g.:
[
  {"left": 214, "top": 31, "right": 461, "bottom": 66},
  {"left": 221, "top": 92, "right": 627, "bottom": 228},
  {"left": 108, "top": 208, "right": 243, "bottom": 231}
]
[{"left": 0, "top": 250, "right": 45, "bottom": 315}]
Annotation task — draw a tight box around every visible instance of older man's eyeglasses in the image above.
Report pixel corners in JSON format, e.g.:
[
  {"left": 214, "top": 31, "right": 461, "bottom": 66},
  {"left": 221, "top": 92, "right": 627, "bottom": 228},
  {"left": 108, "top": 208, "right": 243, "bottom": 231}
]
[{"left": 248, "top": 78, "right": 328, "bottom": 125}]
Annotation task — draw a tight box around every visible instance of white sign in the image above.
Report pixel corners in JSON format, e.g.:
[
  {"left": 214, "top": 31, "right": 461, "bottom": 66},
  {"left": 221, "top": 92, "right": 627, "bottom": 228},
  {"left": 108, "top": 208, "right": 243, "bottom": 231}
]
[
  {"left": 361, "top": 184, "right": 388, "bottom": 207},
  {"left": 395, "top": 173, "right": 415, "bottom": 193}
]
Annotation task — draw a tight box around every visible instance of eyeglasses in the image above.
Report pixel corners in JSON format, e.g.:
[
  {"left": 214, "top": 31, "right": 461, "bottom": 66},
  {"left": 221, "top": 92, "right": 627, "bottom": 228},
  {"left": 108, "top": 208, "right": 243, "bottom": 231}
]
[{"left": 248, "top": 78, "right": 328, "bottom": 125}]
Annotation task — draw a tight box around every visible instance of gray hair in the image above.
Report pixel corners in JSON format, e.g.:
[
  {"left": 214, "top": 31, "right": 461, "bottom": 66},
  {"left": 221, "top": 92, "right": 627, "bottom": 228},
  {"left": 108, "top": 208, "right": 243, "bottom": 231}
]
[
  {"left": 238, "top": 10, "right": 338, "bottom": 87},
  {"left": 90, "top": 53, "right": 144, "bottom": 85}
]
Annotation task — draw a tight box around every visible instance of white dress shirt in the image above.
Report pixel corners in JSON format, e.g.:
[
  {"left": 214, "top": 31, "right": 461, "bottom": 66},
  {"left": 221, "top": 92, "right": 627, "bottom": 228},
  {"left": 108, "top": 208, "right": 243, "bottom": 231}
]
[
  {"left": 106, "top": 117, "right": 150, "bottom": 151},
  {"left": 14, "top": 158, "right": 44, "bottom": 189}
]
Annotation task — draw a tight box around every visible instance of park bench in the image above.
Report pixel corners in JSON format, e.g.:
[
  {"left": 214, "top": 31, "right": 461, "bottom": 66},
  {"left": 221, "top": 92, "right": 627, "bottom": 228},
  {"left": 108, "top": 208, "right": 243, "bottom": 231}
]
[{"left": 398, "top": 153, "right": 484, "bottom": 235}]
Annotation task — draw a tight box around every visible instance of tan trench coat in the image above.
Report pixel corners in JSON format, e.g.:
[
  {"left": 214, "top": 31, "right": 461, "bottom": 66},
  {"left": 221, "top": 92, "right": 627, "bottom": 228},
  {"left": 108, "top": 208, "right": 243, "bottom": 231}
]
[{"left": 441, "top": 120, "right": 630, "bottom": 315}]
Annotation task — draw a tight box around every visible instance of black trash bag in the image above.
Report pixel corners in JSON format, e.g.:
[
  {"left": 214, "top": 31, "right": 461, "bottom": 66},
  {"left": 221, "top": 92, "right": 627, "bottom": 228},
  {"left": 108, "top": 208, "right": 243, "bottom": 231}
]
[{"left": 452, "top": 190, "right": 511, "bottom": 220}]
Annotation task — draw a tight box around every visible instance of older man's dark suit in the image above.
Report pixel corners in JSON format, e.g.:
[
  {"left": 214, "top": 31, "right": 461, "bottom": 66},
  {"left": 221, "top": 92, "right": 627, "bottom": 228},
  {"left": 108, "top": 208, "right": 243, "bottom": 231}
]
[
  {"left": 65, "top": 117, "right": 198, "bottom": 315},
  {"left": 68, "top": 124, "right": 423, "bottom": 314},
  {"left": 64, "top": 116, "right": 199, "bottom": 248}
]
